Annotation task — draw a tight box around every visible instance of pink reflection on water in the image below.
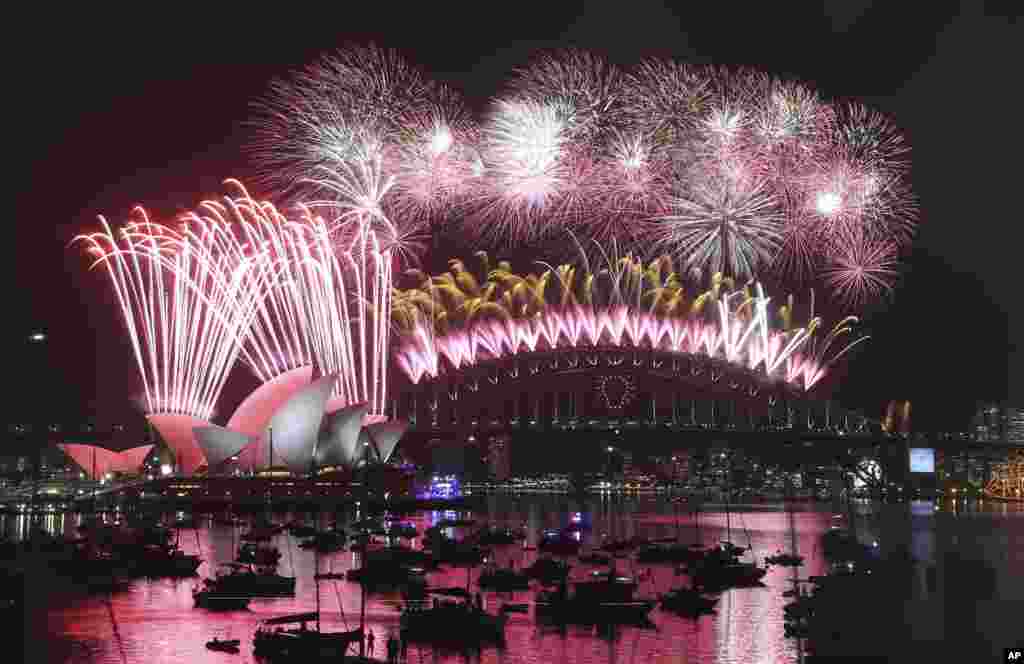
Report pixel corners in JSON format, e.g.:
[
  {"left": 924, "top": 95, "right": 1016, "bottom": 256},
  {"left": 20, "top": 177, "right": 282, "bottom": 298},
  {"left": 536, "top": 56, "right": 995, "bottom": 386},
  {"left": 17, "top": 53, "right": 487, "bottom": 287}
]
[{"left": 36, "top": 498, "right": 1024, "bottom": 664}]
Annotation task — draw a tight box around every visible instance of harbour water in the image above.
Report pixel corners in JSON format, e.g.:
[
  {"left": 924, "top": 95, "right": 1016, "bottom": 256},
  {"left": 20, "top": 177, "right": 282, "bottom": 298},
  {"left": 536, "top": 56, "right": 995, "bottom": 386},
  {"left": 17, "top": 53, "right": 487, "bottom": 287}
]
[{"left": 10, "top": 496, "right": 1024, "bottom": 663}]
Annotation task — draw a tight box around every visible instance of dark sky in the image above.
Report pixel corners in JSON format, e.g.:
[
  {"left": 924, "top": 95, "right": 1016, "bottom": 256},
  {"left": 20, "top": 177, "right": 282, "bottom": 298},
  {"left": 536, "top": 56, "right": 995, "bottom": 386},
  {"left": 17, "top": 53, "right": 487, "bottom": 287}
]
[{"left": 7, "top": 2, "right": 1020, "bottom": 433}]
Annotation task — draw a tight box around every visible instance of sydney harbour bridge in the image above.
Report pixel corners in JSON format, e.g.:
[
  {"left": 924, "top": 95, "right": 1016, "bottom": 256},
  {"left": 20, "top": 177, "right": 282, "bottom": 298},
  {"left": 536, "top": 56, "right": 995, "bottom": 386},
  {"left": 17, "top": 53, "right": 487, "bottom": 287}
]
[
  {"left": 11, "top": 346, "right": 1023, "bottom": 503},
  {"left": 389, "top": 346, "right": 1024, "bottom": 500}
]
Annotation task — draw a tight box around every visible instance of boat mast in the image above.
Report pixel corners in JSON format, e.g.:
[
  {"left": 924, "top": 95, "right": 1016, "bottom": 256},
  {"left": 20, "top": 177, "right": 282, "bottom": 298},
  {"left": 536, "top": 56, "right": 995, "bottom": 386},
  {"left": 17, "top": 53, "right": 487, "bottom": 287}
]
[
  {"left": 725, "top": 498, "right": 732, "bottom": 546},
  {"left": 787, "top": 475, "right": 798, "bottom": 558},
  {"left": 315, "top": 544, "right": 321, "bottom": 633},
  {"left": 844, "top": 466, "right": 857, "bottom": 544},
  {"left": 725, "top": 452, "right": 732, "bottom": 544},
  {"left": 359, "top": 509, "right": 366, "bottom": 658},
  {"left": 673, "top": 462, "right": 681, "bottom": 543},
  {"left": 695, "top": 501, "right": 701, "bottom": 547}
]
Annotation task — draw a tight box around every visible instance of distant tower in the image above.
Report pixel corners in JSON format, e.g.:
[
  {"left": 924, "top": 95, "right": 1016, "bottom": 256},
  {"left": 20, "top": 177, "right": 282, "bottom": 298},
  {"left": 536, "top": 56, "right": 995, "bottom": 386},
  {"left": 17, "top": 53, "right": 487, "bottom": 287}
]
[
  {"left": 883, "top": 401, "right": 897, "bottom": 434},
  {"left": 972, "top": 404, "right": 1005, "bottom": 442},
  {"left": 899, "top": 401, "right": 912, "bottom": 435},
  {"left": 1005, "top": 407, "right": 1024, "bottom": 443},
  {"left": 487, "top": 435, "right": 511, "bottom": 482}
]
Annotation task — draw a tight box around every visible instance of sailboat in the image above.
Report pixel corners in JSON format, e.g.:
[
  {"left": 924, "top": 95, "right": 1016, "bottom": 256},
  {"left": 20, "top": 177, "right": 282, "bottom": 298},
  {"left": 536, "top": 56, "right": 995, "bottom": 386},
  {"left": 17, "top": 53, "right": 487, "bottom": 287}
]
[
  {"left": 687, "top": 465, "right": 766, "bottom": 591},
  {"left": 660, "top": 583, "right": 718, "bottom": 616},
  {"left": 205, "top": 635, "right": 241, "bottom": 653},
  {"left": 767, "top": 487, "right": 804, "bottom": 567},
  {"left": 636, "top": 495, "right": 707, "bottom": 564},
  {"left": 253, "top": 525, "right": 363, "bottom": 659},
  {"left": 535, "top": 566, "right": 656, "bottom": 626}
]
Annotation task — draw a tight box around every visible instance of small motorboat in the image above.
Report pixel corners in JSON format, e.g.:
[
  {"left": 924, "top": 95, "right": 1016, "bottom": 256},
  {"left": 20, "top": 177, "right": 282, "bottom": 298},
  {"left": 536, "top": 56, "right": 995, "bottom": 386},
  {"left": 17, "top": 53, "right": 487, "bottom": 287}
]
[
  {"left": 578, "top": 552, "right": 612, "bottom": 566},
  {"left": 400, "top": 596, "right": 506, "bottom": 646},
  {"left": 288, "top": 524, "right": 318, "bottom": 538},
  {"left": 205, "top": 637, "right": 241, "bottom": 653},
  {"left": 598, "top": 536, "right": 648, "bottom": 553},
  {"left": 501, "top": 603, "right": 529, "bottom": 613},
  {"left": 660, "top": 586, "right": 718, "bottom": 616},
  {"left": 538, "top": 530, "right": 581, "bottom": 556},
  {"left": 524, "top": 557, "right": 570, "bottom": 585},
  {"left": 193, "top": 579, "right": 251, "bottom": 611},
  {"left": 478, "top": 566, "right": 530, "bottom": 591},
  {"left": 765, "top": 552, "right": 804, "bottom": 567}
]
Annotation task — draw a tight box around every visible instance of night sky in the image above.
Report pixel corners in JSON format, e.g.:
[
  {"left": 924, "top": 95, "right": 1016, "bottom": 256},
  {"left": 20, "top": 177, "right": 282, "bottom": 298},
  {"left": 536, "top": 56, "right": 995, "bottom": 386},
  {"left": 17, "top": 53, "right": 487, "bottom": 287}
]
[{"left": 8, "top": 2, "right": 1020, "bottom": 433}]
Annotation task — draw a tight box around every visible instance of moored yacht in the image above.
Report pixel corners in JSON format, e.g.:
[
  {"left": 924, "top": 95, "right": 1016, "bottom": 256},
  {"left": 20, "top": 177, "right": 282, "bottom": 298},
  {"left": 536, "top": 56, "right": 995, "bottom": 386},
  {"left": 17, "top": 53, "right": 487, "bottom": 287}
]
[
  {"left": 253, "top": 612, "right": 363, "bottom": 659},
  {"left": 536, "top": 568, "right": 655, "bottom": 625}
]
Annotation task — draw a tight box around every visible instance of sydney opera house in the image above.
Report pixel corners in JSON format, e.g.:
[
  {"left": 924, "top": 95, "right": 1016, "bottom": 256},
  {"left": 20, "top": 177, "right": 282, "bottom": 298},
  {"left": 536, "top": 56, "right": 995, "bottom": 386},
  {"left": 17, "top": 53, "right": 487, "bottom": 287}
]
[{"left": 60, "top": 369, "right": 407, "bottom": 481}]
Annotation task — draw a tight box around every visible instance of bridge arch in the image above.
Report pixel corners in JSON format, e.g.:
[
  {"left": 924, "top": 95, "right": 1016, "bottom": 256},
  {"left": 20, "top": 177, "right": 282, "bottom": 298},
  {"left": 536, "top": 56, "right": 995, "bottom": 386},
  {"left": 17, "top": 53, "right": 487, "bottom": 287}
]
[{"left": 391, "top": 346, "right": 878, "bottom": 437}]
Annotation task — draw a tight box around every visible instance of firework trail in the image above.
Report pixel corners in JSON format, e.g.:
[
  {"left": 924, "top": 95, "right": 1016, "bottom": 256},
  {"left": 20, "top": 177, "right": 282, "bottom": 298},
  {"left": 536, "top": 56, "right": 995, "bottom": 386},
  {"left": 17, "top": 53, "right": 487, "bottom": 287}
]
[
  {"left": 74, "top": 210, "right": 274, "bottom": 420},
  {"left": 190, "top": 181, "right": 395, "bottom": 417}
]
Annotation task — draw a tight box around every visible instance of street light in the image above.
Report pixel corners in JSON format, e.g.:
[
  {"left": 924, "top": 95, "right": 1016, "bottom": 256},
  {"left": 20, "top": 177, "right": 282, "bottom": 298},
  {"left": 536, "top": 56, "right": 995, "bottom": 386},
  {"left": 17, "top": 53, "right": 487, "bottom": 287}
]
[{"left": 25, "top": 330, "right": 50, "bottom": 521}]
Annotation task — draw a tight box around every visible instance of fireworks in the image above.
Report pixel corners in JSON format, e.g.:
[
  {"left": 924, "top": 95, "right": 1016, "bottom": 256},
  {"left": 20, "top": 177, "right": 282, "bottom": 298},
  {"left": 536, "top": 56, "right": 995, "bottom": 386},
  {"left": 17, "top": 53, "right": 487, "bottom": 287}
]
[
  {"left": 650, "top": 161, "right": 784, "bottom": 279},
  {"left": 251, "top": 45, "right": 477, "bottom": 236},
  {"left": 74, "top": 209, "right": 274, "bottom": 420},
  {"left": 249, "top": 47, "right": 916, "bottom": 307},
  {"left": 79, "top": 177, "right": 396, "bottom": 423},
  {"left": 76, "top": 47, "right": 914, "bottom": 440},
  {"left": 475, "top": 99, "right": 569, "bottom": 241},
  {"left": 823, "top": 235, "right": 900, "bottom": 308},
  {"left": 189, "top": 181, "right": 394, "bottom": 417},
  {"left": 392, "top": 251, "right": 866, "bottom": 391}
]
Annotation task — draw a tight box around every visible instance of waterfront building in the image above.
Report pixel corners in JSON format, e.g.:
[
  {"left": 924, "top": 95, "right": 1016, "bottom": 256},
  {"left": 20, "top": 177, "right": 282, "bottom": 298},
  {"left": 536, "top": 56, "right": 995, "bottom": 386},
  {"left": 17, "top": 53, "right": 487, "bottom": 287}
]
[
  {"left": 969, "top": 403, "right": 1024, "bottom": 443},
  {"left": 972, "top": 404, "right": 1000, "bottom": 441},
  {"left": 1006, "top": 406, "right": 1024, "bottom": 443},
  {"left": 664, "top": 451, "right": 690, "bottom": 485}
]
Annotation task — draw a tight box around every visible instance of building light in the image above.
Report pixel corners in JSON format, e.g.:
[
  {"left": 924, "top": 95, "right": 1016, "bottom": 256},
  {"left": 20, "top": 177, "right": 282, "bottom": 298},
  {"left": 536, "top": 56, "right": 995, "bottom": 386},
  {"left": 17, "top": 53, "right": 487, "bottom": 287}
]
[{"left": 160, "top": 464, "right": 172, "bottom": 476}]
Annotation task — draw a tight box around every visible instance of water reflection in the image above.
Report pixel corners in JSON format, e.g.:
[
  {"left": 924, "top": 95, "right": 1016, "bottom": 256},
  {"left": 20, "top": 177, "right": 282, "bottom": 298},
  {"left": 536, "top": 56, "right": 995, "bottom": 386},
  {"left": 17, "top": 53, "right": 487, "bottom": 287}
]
[{"left": 5, "top": 497, "right": 1022, "bottom": 663}]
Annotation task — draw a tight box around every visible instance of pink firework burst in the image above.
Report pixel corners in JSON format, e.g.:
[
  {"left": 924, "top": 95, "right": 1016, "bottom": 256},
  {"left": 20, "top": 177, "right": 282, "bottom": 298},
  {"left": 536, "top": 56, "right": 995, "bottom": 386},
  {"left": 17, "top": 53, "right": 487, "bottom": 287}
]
[
  {"left": 590, "top": 133, "right": 672, "bottom": 245},
  {"left": 624, "top": 59, "right": 713, "bottom": 144},
  {"left": 801, "top": 156, "right": 872, "bottom": 240},
  {"left": 751, "top": 79, "right": 834, "bottom": 193},
  {"left": 246, "top": 48, "right": 919, "bottom": 307},
  {"left": 390, "top": 85, "right": 481, "bottom": 227},
  {"left": 773, "top": 212, "right": 823, "bottom": 284},
  {"left": 823, "top": 236, "right": 899, "bottom": 308},
  {"left": 833, "top": 102, "right": 911, "bottom": 175},
  {"left": 507, "top": 50, "right": 625, "bottom": 145}
]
